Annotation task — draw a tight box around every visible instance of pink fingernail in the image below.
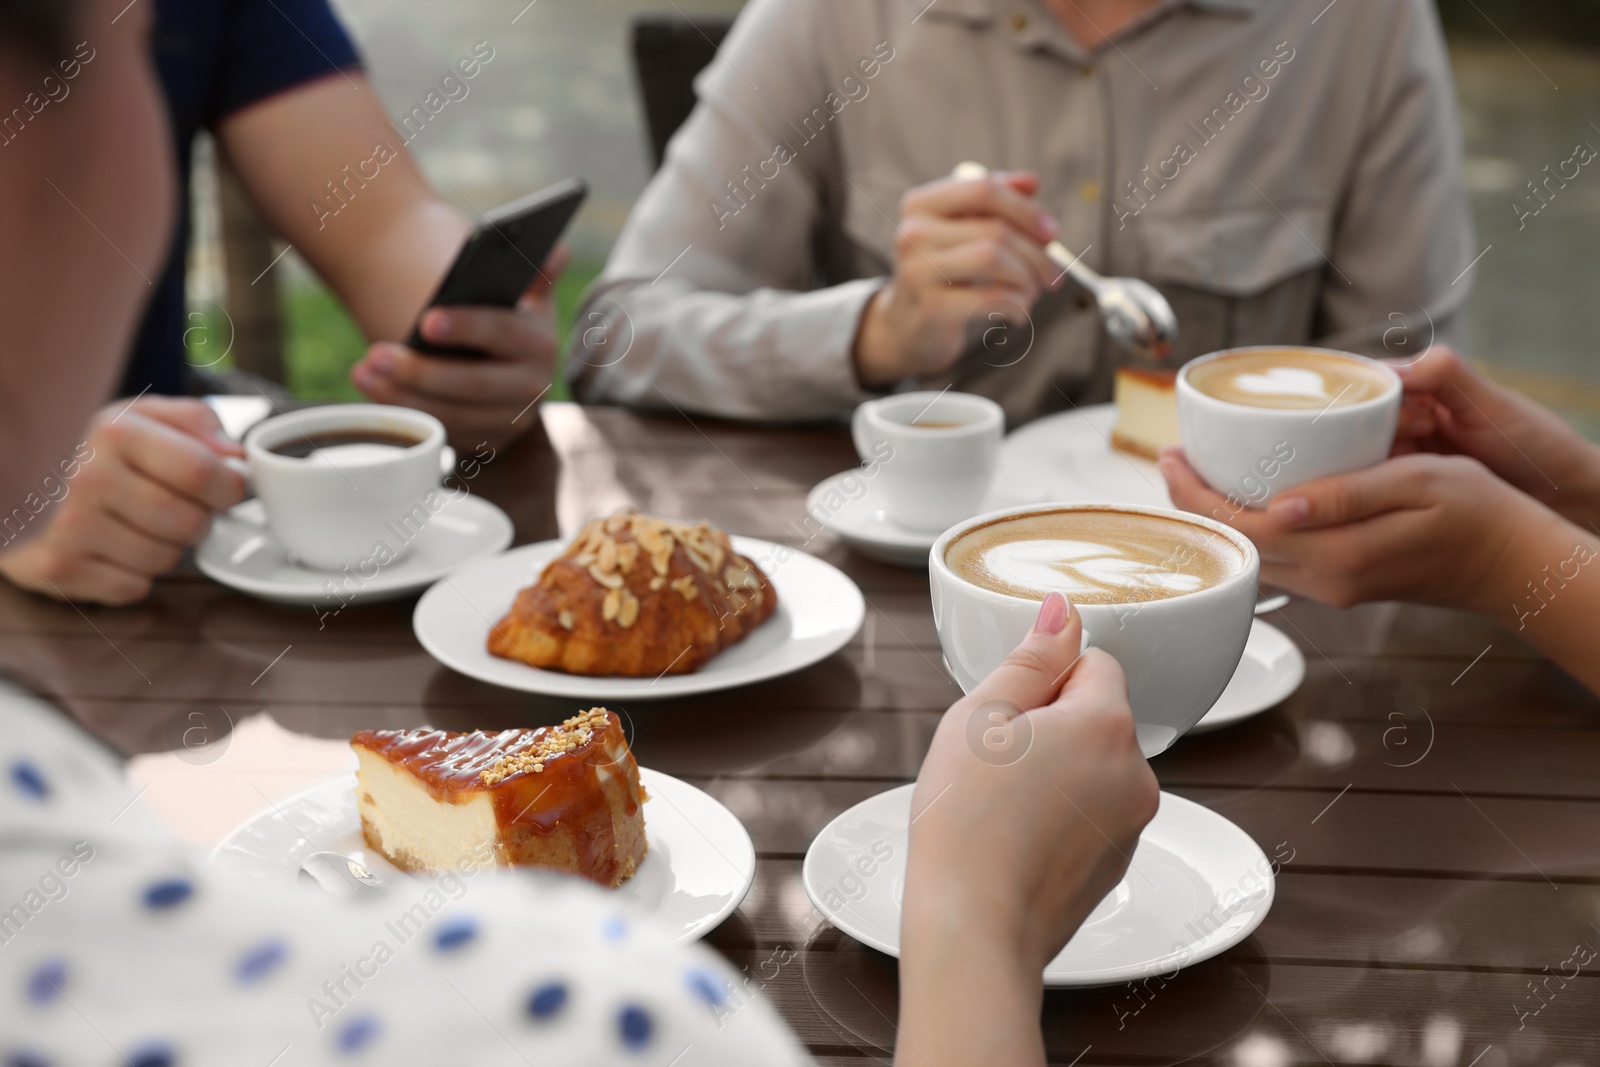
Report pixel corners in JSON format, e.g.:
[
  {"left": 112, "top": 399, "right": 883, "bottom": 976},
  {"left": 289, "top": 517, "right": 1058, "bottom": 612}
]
[
  {"left": 369, "top": 348, "right": 396, "bottom": 374},
  {"left": 1034, "top": 591, "right": 1069, "bottom": 635},
  {"left": 1270, "top": 496, "right": 1309, "bottom": 527}
]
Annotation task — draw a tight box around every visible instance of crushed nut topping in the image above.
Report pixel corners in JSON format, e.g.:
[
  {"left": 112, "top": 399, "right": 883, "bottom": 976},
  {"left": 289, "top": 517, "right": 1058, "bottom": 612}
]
[
  {"left": 617, "top": 590, "right": 640, "bottom": 628},
  {"left": 479, "top": 708, "right": 611, "bottom": 784},
  {"left": 557, "top": 609, "right": 575, "bottom": 631},
  {"left": 602, "top": 586, "right": 622, "bottom": 622},
  {"left": 649, "top": 576, "right": 666, "bottom": 591},
  {"left": 564, "top": 511, "right": 742, "bottom": 596},
  {"left": 671, "top": 575, "right": 699, "bottom": 601}
]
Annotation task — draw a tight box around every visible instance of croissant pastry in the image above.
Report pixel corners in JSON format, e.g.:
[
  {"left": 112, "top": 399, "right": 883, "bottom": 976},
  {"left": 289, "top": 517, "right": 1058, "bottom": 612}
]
[{"left": 488, "top": 511, "right": 778, "bottom": 676}]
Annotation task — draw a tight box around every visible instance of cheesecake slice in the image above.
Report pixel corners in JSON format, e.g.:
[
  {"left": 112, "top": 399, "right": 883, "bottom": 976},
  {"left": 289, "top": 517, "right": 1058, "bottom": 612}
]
[
  {"left": 350, "top": 709, "right": 648, "bottom": 888},
  {"left": 1110, "top": 366, "right": 1180, "bottom": 461}
]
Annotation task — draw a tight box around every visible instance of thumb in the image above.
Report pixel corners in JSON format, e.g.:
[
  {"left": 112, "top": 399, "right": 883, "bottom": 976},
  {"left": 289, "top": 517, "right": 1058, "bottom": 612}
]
[
  {"left": 125, "top": 397, "right": 244, "bottom": 457},
  {"left": 1267, "top": 455, "right": 1433, "bottom": 530},
  {"left": 1392, "top": 347, "right": 1491, "bottom": 414},
  {"left": 964, "top": 592, "right": 1084, "bottom": 714}
]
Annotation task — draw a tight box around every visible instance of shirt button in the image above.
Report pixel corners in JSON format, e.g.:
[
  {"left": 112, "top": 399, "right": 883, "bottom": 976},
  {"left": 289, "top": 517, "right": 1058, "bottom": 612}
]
[
  {"left": 1082, "top": 64, "right": 1096, "bottom": 78},
  {"left": 1009, "top": 11, "right": 1028, "bottom": 31},
  {"left": 1076, "top": 293, "right": 1093, "bottom": 310},
  {"left": 1080, "top": 181, "right": 1100, "bottom": 202}
]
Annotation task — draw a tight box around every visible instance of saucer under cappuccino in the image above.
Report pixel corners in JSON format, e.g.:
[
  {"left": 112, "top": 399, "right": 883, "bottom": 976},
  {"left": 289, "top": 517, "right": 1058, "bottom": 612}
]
[
  {"left": 1187, "top": 348, "right": 1391, "bottom": 410},
  {"left": 945, "top": 508, "right": 1247, "bottom": 604}
]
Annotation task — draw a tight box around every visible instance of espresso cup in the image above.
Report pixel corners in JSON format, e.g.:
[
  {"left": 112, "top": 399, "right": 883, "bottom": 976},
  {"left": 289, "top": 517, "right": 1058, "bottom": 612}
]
[
  {"left": 930, "top": 502, "right": 1260, "bottom": 757},
  {"left": 241, "top": 405, "right": 448, "bottom": 570},
  {"left": 851, "top": 391, "right": 1004, "bottom": 532},
  {"left": 1176, "top": 345, "right": 1401, "bottom": 507}
]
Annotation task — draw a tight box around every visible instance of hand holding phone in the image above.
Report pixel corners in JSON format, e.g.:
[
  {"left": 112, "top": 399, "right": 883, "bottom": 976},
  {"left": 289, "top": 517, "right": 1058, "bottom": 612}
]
[{"left": 407, "top": 178, "right": 588, "bottom": 359}]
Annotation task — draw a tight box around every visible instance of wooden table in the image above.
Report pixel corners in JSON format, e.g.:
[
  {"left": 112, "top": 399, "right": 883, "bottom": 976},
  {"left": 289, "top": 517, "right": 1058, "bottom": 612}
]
[{"left": 6, "top": 403, "right": 1598, "bottom": 1065}]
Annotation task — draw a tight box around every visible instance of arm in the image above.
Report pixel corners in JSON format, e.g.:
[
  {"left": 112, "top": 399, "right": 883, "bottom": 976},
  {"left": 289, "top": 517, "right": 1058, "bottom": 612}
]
[
  {"left": 1315, "top": 0, "right": 1476, "bottom": 359},
  {"left": 898, "top": 594, "right": 1159, "bottom": 1066},
  {"left": 0, "top": 0, "right": 175, "bottom": 517},
  {"left": 568, "top": 0, "right": 880, "bottom": 420},
  {"left": 1161, "top": 450, "right": 1600, "bottom": 696},
  {"left": 219, "top": 74, "right": 558, "bottom": 447}
]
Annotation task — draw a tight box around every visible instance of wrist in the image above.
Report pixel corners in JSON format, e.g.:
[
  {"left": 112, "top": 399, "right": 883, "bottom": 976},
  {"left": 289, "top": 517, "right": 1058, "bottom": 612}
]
[
  {"left": 1468, "top": 496, "right": 1581, "bottom": 627},
  {"left": 852, "top": 286, "right": 904, "bottom": 390}
]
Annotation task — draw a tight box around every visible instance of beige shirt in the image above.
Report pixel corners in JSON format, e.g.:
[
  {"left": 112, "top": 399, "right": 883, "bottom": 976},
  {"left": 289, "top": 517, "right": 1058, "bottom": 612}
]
[{"left": 569, "top": 0, "right": 1475, "bottom": 426}]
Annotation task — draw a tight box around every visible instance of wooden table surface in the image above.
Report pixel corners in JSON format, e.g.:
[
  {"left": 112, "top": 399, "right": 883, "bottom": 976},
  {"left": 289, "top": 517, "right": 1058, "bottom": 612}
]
[{"left": 6, "top": 403, "right": 1598, "bottom": 1066}]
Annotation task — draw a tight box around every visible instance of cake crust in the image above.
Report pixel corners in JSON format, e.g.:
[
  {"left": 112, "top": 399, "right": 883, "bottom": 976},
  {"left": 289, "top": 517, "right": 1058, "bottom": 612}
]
[
  {"left": 351, "top": 709, "right": 648, "bottom": 888},
  {"left": 488, "top": 511, "right": 778, "bottom": 677}
]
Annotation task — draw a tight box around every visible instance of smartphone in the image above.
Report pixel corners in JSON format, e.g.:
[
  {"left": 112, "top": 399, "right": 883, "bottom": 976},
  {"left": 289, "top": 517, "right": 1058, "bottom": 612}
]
[{"left": 406, "top": 177, "right": 588, "bottom": 359}]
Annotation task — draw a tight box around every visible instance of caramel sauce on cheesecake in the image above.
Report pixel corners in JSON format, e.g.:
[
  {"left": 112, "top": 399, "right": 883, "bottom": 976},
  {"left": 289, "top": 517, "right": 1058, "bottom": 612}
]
[{"left": 351, "top": 709, "right": 647, "bottom": 886}]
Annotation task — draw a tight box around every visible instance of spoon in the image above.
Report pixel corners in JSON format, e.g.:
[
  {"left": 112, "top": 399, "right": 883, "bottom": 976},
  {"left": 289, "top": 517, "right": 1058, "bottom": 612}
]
[
  {"left": 951, "top": 161, "right": 1179, "bottom": 362},
  {"left": 298, "top": 850, "right": 389, "bottom": 900}
]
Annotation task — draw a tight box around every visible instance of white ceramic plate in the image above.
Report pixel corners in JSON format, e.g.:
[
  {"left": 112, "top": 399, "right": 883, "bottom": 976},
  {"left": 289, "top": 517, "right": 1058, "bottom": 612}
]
[
  {"left": 412, "top": 536, "right": 865, "bottom": 699},
  {"left": 804, "top": 787, "right": 1274, "bottom": 987},
  {"left": 1190, "top": 620, "right": 1306, "bottom": 734},
  {"left": 210, "top": 766, "right": 754, "bottom": 943},
  {"left": 803, "top": 471, "right": 940, "bottom": 568},
  {"left": 197, "top": 495, "right": 514, "bottom": 606},
  {"left": 992, "top": 403, "right": 1171, "bottom": 510}
]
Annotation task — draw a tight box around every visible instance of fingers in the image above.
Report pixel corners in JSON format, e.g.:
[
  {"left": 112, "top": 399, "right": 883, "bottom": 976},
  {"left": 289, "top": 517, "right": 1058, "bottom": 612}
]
[
  {"left": 965, "top": 592, "right": 1086, "bottom": 714},
  {"left": 47, "top": 504, "right": 185, "bottom": 576},
  {"left": 415, "top": 301, "right": 558, "bottom": 366},
  {"left": 356, "top": 341, "right": 552, "bottom": 405},
  {"left": 902, "top": 173, "right": 1059, "bottom": 244},
  {"left": 351, "top": 366, "right": 538, "bottom": 444},
  {"left": 524, "top": 242, "right": 570, "bottom": 302},
  {"left": 102, "top": 410, "right": 246, "bottom": 513},
  {"left": 126, "top": 396, "right": 244, "bottom": 457},
  {"left": 1265, "top": 455, "right": 1439, "bottom": 531},
  {"left": 0, "top": 544, "right": 153, "bottom": 606},
  {"left": 900, "top": 217, "right": 1059, "bottom": 293}
]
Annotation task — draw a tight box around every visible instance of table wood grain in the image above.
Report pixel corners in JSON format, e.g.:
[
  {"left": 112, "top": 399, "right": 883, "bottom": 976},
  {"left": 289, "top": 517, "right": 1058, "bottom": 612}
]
[{"left": 7, "top": 403, "right": 1597, "bottom": 1066}]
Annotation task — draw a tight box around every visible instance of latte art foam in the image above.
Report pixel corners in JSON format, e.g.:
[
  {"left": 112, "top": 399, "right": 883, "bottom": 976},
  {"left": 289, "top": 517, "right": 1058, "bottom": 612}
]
[
  {"left": 1187, "top": 349, "right": 1391, "bottom": 411},
  {"left": 946, "top": 509, "right": 1245, "bottom": 604}
]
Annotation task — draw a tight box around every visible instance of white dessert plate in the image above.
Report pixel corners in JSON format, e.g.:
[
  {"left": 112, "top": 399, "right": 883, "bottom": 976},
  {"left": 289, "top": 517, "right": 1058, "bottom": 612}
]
[
  {"left": 804, "top": 786, "right": 1273, "bottom": 987},
  {"left": 991, "top": 403, "right": 1171, "bottom": 510},
  {"left": 1189, "top": 620, "right": 1305, "bottom": 734},
  {"left": 413, "top": 536, "right": 865, "bottom": 699},
  {"left": 197, "top": 495, "right": 514, "bottom": 606},
  {"left": 803, "top": 471, "right": 940, "bottom": 568},
  {"left": 210, "top": 766, "right": 755, "bottom": 943}
]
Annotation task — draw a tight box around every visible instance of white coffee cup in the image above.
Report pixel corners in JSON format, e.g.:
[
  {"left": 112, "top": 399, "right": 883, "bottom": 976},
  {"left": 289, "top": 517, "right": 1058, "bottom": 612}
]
[
  {"left": 1176, "top": 345, "right": 1401, "bottom": 508},
  {"left": 929, "top": 502, "right": 1260, "bottom": 757},
  {"left": 239, "top": 405, "right": 449, "bottom": 571},
  {"left": 851, "top": 391, "right": 1004, "bottom": 532}
]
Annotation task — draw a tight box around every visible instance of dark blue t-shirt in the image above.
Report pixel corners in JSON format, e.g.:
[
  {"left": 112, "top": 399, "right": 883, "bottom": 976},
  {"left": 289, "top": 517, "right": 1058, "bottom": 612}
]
[{"left": 121, "top": 0, "right": 361, "bottom": 398}]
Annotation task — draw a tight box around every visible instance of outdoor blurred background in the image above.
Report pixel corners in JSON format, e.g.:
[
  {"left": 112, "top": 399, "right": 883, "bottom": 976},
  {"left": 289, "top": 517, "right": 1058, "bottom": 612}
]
[{"left": 185, "top": 0, "right": 1600, "bottom": 438}]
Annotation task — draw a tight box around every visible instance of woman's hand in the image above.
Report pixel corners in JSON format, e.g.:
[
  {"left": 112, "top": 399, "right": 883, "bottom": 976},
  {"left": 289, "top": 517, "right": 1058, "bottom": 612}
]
[
  {"left": 897, "top": 592, "right": 1159, "bottom": 1067},
  {"left": 1392, "top": 346, "right": 1600, "bottom": 530}
]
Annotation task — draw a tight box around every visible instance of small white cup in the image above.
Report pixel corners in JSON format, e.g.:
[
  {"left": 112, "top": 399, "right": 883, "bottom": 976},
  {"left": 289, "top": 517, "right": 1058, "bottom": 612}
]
[
  {"left": 240, "top": 405, "right": 448, "bottom": 571},
  {"left": 929, "top": 503, "right": 1260, "bottom": 757},
  {"left": 851, "top": 391, "right": 1004, "bottom": 532},
  {"left": 1176, "top": 346, "right": 1401, "bottom": 508}
]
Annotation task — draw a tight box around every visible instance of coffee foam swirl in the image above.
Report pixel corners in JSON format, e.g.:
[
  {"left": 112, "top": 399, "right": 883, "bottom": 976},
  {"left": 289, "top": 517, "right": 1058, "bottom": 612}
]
[
  {"left": 946, "top": 509, "right": 1244, "bottom": 605},
  {"left": 1188, "top": 349, "right": 1390, "bottom": 411}
]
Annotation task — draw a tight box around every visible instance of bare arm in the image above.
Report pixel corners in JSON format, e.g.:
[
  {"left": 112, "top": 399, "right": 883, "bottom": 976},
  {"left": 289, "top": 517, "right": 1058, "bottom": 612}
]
[
  {"left": 0, "top": 0, "right": 175, "bottom": 521},
  {"left": 217, "top": 73, "right": 466, "bottom": 343}
]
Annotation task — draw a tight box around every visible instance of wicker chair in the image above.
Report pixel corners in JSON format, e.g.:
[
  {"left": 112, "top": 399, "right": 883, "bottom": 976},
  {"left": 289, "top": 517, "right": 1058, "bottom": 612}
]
[{"left": 630, "top": 13, "right": 736, "bottom": 171}]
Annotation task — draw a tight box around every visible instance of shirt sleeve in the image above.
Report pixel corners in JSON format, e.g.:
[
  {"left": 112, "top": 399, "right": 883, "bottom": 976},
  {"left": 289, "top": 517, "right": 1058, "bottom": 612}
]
[
  {"left": 1314, "top": 0, "right": 1475, "bottom": 359},
  {"left": 0, "top": 683, "right": 814, "bottom": 1067},
  {"left": 566, "top": 0, "right": 882, "bottom": 420},
  {"left": 212, "top": 0, "right": 363, "bottom": 123}
]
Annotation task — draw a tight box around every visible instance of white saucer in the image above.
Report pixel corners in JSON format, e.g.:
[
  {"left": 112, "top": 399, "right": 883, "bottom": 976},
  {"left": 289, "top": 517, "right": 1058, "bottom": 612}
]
[
  {"left": 804, "top": 787, "right": 1273, "bottom": 987},
  {"left": 412, "top": 535, "right": 864, "bottom": 700},
  {"left": 196, "top": 494, "right": 514, "bottom": 606},
  {"left": 992, "top": 403, "right": 1171, "bottom": 510},
  {"left": 803, "top": 471, "right": 941, "bottom": 567},
  {"left": 1190, "top": 620, "right": 1305, "bottom": 734},
  {"left": 210, "top": 766, "right": 754, "bottom": 943}
]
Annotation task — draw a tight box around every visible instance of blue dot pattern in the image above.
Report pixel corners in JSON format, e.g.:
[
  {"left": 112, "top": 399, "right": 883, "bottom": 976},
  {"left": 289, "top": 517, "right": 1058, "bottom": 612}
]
[
  {"left": 24, "top": 959, "right": 66, "bottom": 1006},
  {"left": 685, "top": 968, "right": 727, "bottom": 1008},
  {"left": 235, "top": 939, "right": 287, "bottom": 985},
  {"left": 617, "top": 1005, "right": 653, "bottom": 1051},
  {"left": 142, "top": 878, "right": 194, "bottom": 911},
  {"left": 602, "top": 914, "right": 628, "bottom": 942},
  {"left": 126, "top": 1040, "right": 174, "bottom": 1067},
  {"left": 8, "top": 760, "right": 47, "bottom": 801},
  {"left": 336, "top": 1015, "right": 381, "bottom": 1054},
  {"left": 527, "top": 982, "right": 568, "bottom": 1020},
  {"left": 432, "top": 916, "right": 478, "bottom": 953}
]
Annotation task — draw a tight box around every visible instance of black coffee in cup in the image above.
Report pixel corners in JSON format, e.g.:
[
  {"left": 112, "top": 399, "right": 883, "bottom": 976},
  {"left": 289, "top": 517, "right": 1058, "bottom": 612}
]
[{"left": 269, "top": 429, "right": 426, "bottom": 460}]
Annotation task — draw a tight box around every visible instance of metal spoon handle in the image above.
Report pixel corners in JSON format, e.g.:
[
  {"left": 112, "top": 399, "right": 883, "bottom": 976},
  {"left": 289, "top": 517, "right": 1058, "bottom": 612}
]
[{"left": 952, "top": 161, "right": 1104, "bottom": 290}]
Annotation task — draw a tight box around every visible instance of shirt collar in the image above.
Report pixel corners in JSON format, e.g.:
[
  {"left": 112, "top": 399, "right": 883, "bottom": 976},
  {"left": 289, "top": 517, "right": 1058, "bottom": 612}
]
[{"left": 913, "top": 0, "right": 1263, "bottom": 27}]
